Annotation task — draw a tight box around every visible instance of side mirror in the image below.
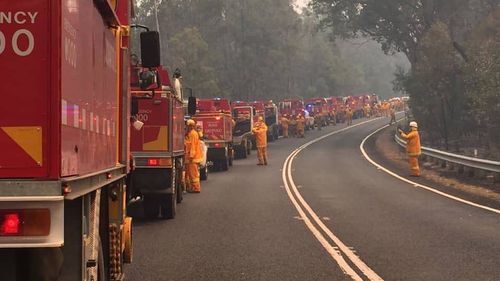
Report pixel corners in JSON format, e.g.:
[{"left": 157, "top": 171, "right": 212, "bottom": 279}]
[
  {"left": 188, "top": 96, "right": 197, "bottom": 116},
  {"left": 140, "top": 31, "right": 161, "bottom": 68},
  {"left": 131, "top": 97, "right": 139, "bottom": 116}
]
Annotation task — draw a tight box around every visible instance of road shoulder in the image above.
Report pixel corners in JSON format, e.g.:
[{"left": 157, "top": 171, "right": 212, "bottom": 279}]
[{"left": 364, "top": 124, "right": 500, "bottom": 210}]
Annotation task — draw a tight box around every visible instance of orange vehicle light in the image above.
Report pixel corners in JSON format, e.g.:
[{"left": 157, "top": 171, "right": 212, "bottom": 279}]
[
  {"left": 148, "top": 158, "right": 159, "bottom": 166},
  {"left": 0, "top": 209, "right": 51, "bottom": 236},
  {"left": 215, "top": 116, "right": 221, "bottom": 121}
]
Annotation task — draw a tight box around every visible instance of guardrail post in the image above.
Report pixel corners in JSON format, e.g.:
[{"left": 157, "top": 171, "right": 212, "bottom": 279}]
[{"left": 494, "top": 173, "right": 500, "bottom": 183}]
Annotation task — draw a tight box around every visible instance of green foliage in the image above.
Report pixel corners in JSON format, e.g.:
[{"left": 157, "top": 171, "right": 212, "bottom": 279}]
[
  {"left": 133, "top": 0, "right": 403, "bottom": 100},
  {"left": 169, "top": 27, "right": 222, "bottom": 97},
  {"left": 464, "top": 10, "right": 500, "bottom": 156}
]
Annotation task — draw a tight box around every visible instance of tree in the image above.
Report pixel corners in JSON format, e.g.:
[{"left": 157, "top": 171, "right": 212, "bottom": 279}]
[{"left": 169, "top": 27, "right": 222, "bottom": 97}]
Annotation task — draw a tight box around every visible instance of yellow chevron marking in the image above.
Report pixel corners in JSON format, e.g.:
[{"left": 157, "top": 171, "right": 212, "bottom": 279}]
[
  {"left": 1, "top": 126, "right": 43, "bottom": 165},
  {"left": 143, "top": 126, "right": 168, "bottom": 151}
]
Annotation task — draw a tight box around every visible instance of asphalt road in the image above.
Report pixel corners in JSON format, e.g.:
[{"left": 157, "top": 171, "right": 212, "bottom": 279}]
[{"left": 125, "top": 117, "right": 500, "bottom": 281}]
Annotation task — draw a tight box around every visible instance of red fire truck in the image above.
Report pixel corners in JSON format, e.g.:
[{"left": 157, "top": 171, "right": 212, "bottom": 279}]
[
  {"left": 304, "top": 98, "right": 330, "bottom": 126},
  {"left": 0, "top": 1, "right": 136, "bottom": 280},
  {"left": 279, "top": 99, "right": 314, "bottom": 130},
  {"left": 194, "top": 98, "right": 234, "bottom": 171},
  {"left": 129, "top": 43, "right": 185, "bottom": 220}
]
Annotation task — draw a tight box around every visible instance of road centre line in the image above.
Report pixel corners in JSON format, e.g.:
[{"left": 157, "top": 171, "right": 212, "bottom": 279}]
[
  {"left": 360, "top": 124, "right": 500, "bottom": 215},
  {"left": 282, "top": 118, "right": 385, "bottom": 281}
]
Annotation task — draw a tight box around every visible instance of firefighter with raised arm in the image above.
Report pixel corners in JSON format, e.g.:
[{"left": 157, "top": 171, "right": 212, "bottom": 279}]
[
  {"left": 399, "top": 121, "right": 422, "bottom": 177},
  {"left": 252, "top": 116, "right": 268, "bottom": 165},
  {"left": 185, "top": 119, "right": 203, "bottom": 192}
]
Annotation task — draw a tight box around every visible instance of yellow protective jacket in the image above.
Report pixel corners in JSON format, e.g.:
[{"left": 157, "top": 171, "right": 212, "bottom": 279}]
[
  {"left": 280, "top": 117, "right": 289, "bottom": 129},
  {"left": 185, "top": 129, "right": 203, "bottom": 163},
  {"left": 401, "top": 129, "right": 421, "bottom": 157},
  {"left": 252, "top": 122, "right": 268, "bottom": 147},
  {"left": 296, "top": 117, "right": 305, "bottom": 130}
]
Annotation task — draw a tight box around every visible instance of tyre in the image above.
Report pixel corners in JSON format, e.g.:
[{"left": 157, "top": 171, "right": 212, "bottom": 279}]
[
  {"left": 97, "top": 235, "right": 107, "bottom": 281},
  {"left": 221, "top": 158, "right": 229, "bottom": 171},
  {"left": 228, "top": 150, "right": 234, "bottom": 166},
  {"left": 174, "top": 165, "right": 183, "bottom": 203},
  {"left": 200, "top": 166, "right": 208, "bottom": 181},
  {"left": 143, "top": 195, "right": 159, "bottom": 219},
  {"left": 160, "top": 193, "right": 176, "bottom": 219}
]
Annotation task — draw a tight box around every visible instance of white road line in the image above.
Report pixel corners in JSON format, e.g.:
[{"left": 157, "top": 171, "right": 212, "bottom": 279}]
[
  {"left": 282, "top": 118, "right": 385, "bottom": 281},
  {"left": 282, "top": 153, "right": 363, "bottom": 281},
  {"left": 359, "top": 124, "right": 500, "bottom": 215}
]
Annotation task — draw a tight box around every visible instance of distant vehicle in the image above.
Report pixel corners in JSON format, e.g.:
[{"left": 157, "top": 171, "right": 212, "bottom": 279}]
[
  {"left": 264, "top": 101, "right": 280, "bottom": 141},
  {"left": 231, "top": 102, "right": 255, "bottom": 158},
  {"left": 194, "top": 98, "right": 234, "bottom": 171}
]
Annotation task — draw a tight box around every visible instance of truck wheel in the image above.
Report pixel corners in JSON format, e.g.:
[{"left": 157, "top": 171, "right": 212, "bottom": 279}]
[
  {"left": 97, "top": 235, "right": 107, "bottom": 281},
  {"left": 160, "top": 194, "right": 176, "bottom": 219},
  {"left": 143, "top": 195, "right": 159, "bottom": 219},
  {"left": 228, "top": 153, "right": 233, "bottom": 166},
  {"left": 200, "top": 166, "right": 208, "bottom": 181},
  {"left": 174, "top": 166, "right": 183, "bottom": 204},
  {"left": 221, "top": 158, "right": 229, "bottom": 171}
]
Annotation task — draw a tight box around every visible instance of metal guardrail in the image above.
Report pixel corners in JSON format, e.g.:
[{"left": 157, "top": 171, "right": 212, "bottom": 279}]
[{"left": 394, "top": 133, "right": 500, "bottom": 174}]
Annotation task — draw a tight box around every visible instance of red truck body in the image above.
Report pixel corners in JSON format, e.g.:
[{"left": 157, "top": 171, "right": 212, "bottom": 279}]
[
  {"left": 304, "top": 98, "right": 329, "bottom": 116},
  {"left": 194, "top": 99, "right": 233, "bottom": 144},
  {"left": 0, "top": 0, "right": 124, "bottom": 179},
  {"left": 278, "top": 99, "right": 305, "bottom": 118},
  {"left": 129, "top": 66, "right": 185, "bottom": 210},
  {"left": 130, "top": 68, "right": 184, "bottom": 156},
  {"left": 0, "top": 1, "right": 134, "bottom": 279},
  {"left": 193, "top": 99, "right": 234, "bottom": 169}
]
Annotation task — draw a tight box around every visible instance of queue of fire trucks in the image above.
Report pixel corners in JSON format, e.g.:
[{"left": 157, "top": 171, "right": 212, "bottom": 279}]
[{"left": 0, "top": 1, "right": 407, "bottom": 280}]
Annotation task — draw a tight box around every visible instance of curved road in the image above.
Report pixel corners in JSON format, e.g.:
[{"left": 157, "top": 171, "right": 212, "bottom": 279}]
[{"left": 125, "top": 117, "right": 500, "bottom": 281}]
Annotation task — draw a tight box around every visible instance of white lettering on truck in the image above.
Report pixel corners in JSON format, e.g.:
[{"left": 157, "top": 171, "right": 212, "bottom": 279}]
[{"left": 0, "top": 11, "right": 38, "bottom": 57}]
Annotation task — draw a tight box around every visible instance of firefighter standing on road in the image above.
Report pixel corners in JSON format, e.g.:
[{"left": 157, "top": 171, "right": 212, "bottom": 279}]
[
  {"left": 399, "top": 121, "right": 422, "bottom": 177},
  {"left": 389, "top": 107, "right": 396, "bottom": 125},
  {"left": 185, "top": 119, "right": 203, "bottom": 192},
  {"left": 296, "top": 114, "right": 305, "bottom": 138},
  {"left": 346, "top": 107, "right": 353, "bottom": 126},
  {"left": 281, "top": 115, "right": 290, "bottom": 138},
  {"left": 252, "top": 116, "right": 268, "bottom": 165}
]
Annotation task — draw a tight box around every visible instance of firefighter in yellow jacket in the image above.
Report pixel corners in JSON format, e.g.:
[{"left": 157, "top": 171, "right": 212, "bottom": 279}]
[
  {"left": 185, "top": 119, "right": 203, "bottom": 192},
  {"left": 280, "top": 115, "right": 290, "bottom": 138},
  {"left": 399, "top": 121, "right": 422, "bottom": 176},
  {"left": 252, "top": 116, "right": 268, "bottom": 165}
]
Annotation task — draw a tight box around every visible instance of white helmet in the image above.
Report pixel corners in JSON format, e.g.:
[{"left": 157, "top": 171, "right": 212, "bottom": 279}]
[{"left": 409, "top": 121, "right": 418, "bottom": 128}]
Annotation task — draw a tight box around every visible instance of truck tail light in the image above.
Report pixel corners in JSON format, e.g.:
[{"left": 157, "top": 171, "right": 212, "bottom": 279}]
[
  {"left": 148, "top": 158, "right": 159, "bottom": 166},
  {"left": 214, "top": 143, "right": 221, "bottom": 148},
  {"left": 215, "top": 116, "right": 221, "bottom": 121},
  {"left": 0, "top": 209, "right": 50, "bottom": 236},
  {"left": 147, "top": 158, "right": 172, "bottom": 166}
]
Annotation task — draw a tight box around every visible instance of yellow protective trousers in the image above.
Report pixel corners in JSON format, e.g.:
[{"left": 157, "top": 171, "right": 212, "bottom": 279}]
[
  {"left": 257, "top": 146, "right": 268, "bottom": 165},
  {"left": 409, "top": 156, "right": 420, "bottom": 176},
  {"left": 185, "top": 162, "right": 201, "bottom": 192}
]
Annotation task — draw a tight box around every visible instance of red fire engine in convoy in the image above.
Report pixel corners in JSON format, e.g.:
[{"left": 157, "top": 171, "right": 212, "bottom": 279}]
[
  {"left": 129, "top": 60, "right": 185, "bottom": 219},
  {"left": 304, "top": 98, "right": 330, "bottom": 126},
  {"left": 279, "top": 99, "right": 314, "bottom": 130},
  {"left": 194, "top": 98, "right": 234, "bottom": 171},
  {"left": 231, "top": 102, "right": 255, "bottom": 159},
  {"left": 0, "top": 1, "right": 136, "bottom": 280}
]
